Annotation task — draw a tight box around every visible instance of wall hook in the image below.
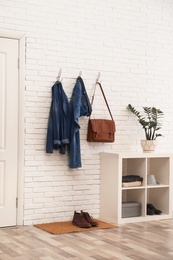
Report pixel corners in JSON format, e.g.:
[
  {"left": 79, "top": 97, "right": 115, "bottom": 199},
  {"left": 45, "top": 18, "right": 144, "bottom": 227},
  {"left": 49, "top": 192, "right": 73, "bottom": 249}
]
[
  {"left": 78, "top": 71, "right": 82, "bottom": 77},
  {"left": 96, "top": 72, "right": 101, "bottom": 83},
  {"left": 57, "top": 68, "right": 62, "bottom": 81}
]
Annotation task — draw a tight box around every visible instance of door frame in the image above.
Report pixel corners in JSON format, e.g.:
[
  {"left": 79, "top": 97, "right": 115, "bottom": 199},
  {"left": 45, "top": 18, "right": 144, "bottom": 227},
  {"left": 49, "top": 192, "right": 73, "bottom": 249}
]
[{"left": 0, "top": 29, "right": 25, "bottom": 225}]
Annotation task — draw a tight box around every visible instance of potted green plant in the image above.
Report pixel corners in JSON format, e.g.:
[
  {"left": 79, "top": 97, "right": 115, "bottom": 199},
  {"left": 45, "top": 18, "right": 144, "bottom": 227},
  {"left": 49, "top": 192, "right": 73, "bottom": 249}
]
[{"left": 127, "top": 104, "right": 164, "bottom": 152}]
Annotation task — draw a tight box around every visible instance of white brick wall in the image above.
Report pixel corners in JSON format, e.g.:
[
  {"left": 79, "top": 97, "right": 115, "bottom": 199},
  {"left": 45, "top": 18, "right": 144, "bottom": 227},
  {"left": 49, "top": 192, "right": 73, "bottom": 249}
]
[{"left": 1, "top": 0, "right": 173, "bottom": 225}]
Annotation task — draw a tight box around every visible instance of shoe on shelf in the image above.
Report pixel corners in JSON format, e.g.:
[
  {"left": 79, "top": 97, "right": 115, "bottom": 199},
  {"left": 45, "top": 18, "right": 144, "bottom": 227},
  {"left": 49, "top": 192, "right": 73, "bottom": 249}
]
[
  {"left": 81, "top": 211, "right": 99, "bottom": 227},
  {"left": 72, "top": 211, "right": 91, "bottom": 228},
  {"left": 147, "top": 203, "right": 162, "bottom": 215},
  {"left": 147, "top": 206, "right": 155, "bottom": 215}
]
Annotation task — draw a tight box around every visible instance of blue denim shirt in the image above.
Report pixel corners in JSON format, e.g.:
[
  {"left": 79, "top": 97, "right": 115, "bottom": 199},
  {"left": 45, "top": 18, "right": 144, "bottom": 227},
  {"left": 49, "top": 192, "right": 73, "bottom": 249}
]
[
  {"left": 69, "top": 77, "right": 92, "bottom": 168},
  {"left": 46, "top": 81, "right": 70, "bottom": 154}
]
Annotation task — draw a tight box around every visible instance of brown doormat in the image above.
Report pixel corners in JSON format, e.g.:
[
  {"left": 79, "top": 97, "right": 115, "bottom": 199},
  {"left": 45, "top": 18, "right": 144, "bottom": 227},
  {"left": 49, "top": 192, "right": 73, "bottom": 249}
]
[{"left": 34, "top": 219, "right": 117, "bottom": 235}]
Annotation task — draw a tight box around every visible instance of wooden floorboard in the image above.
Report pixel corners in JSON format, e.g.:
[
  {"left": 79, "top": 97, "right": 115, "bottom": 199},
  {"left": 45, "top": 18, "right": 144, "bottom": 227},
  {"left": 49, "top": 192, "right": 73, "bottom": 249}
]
[{"left": 0, "top": 219, "right": 173, "bottom": 259}]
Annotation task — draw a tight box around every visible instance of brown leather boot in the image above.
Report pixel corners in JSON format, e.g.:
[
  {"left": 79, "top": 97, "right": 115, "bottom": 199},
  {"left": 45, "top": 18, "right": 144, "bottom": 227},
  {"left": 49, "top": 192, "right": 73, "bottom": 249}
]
[
  {"left": 72, "top": 211, "right": 91, "bottom": 228},
  {"left": 81, "top": 211, "right": 99, "bottom": 227}
]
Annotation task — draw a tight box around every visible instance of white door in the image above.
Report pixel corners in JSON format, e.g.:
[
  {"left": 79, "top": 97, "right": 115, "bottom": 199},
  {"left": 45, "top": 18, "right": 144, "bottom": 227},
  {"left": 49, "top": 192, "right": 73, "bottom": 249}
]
[{"left": 0, "top": 38, "right": 19, "bottom": 227}]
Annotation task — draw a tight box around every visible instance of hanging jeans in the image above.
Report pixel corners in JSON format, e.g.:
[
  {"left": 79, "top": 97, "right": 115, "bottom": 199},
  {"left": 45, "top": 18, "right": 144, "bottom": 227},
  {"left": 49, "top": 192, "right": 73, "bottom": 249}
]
[{"left": 69, "top": 77, "right": 92, "bottom": 168}]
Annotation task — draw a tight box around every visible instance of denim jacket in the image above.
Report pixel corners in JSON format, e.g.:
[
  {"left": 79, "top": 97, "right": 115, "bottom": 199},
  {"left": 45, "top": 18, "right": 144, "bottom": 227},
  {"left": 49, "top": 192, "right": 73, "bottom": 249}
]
[
  {"left": 69, "top": 77, "right": 92, "bottom": 168},
  {"left": 46, "top": 81, "right": 70, "bottom": 154}
]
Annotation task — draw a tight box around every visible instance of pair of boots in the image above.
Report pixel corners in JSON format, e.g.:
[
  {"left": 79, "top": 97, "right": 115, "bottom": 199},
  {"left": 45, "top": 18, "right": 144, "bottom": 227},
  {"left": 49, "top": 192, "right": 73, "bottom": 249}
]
[
  {"left": 147, "top": 203, "right": 162, "bottom": 215},
  {"left": 72, "top": 211, "right": 99, "bottom": 228}
]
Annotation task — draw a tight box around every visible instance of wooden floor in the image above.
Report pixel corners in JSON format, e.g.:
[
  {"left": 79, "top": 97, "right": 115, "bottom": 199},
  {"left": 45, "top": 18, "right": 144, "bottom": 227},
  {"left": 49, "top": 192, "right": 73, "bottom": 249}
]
[{"left": 0, "top": 219, "right": 173, "bottom": 260}]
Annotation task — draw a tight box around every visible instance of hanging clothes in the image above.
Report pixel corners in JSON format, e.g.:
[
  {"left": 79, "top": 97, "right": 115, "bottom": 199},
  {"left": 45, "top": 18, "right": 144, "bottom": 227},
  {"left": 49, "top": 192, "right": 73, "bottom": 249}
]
[
  {"left": 46, "top": 81, "right": 70, "bottom": 155},
  {"left": 69, "top": 76, "right": 92, "bottom": 168}
]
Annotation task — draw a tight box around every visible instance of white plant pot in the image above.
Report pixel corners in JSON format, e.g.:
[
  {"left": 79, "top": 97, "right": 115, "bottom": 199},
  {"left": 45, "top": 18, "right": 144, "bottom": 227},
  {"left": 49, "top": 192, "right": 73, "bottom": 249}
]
[{"left": 140, "top": 140, "right": 158, "bottom": 152}]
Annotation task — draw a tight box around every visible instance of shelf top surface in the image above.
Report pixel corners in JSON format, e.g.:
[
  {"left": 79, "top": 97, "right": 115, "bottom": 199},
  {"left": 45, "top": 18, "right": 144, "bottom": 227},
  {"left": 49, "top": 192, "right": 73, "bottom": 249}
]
[{"left": 101, "top": 152, "right": 173, "bottom": 159}]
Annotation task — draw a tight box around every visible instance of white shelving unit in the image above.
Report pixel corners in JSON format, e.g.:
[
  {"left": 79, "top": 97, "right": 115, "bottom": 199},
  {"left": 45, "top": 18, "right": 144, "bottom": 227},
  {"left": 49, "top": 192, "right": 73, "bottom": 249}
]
[{"left": 100, "top": 152, "right": 172, "bottom": 225}]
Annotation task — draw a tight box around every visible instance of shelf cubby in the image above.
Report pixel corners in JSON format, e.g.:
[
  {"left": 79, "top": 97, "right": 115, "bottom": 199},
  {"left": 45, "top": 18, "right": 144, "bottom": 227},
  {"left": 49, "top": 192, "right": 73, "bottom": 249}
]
[{"left": 100, "top": 152, "right": 172, "bottom": 224}]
